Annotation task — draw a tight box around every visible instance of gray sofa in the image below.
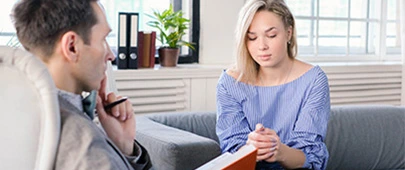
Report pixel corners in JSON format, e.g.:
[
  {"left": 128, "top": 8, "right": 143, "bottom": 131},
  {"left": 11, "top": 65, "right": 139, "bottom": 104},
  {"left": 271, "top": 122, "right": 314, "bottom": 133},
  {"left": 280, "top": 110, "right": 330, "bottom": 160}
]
[{"left": 136, "top": 105, "right": 405, "bottom": 170}]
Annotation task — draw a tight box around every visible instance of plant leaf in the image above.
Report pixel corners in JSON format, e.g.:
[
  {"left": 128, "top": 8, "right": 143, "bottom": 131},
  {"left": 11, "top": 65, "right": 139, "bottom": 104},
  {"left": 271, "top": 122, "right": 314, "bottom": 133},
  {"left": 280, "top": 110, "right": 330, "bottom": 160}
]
[{"left": 147, "top": 4, "right": 194, "bottom": 50}]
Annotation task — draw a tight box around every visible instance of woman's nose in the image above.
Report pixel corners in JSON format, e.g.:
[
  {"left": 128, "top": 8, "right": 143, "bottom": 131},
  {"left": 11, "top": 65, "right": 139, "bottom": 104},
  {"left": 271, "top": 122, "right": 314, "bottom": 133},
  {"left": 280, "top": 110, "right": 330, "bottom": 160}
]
[{"left": 258, "top": 38, "right": 269, "bottom": 51}]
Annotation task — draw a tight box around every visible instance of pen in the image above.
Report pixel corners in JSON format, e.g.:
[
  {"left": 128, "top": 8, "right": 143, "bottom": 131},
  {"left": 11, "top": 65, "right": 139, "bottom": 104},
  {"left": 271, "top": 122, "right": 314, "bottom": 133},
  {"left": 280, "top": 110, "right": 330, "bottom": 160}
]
[{"left": 104, "top": 97, "right": 128, "bottom": 110}]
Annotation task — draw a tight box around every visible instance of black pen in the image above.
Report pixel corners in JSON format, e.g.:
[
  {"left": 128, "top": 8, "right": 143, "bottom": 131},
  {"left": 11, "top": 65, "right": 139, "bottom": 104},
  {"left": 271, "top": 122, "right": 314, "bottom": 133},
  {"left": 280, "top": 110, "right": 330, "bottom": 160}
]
[{"left": 104, "top": 97, "right": 128, "bottom": 110}]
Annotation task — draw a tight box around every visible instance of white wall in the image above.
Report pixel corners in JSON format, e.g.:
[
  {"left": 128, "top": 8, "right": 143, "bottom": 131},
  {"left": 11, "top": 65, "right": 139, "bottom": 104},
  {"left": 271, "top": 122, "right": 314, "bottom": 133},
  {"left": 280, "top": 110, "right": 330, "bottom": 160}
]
[{"left": 199, "top": 0, "right": 244, "bottom": 65}]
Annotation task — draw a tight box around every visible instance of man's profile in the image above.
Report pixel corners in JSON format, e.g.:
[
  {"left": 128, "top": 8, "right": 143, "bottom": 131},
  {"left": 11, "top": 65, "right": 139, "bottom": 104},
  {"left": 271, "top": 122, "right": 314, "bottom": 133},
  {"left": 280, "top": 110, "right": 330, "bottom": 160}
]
[{"left": 12, "top": 0, "right": 152, "bottom": 169}]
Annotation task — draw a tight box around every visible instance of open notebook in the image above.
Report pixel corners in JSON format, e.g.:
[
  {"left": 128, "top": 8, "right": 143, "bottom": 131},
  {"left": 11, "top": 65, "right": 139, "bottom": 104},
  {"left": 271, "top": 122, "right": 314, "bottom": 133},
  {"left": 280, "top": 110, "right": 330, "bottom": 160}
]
[{"left": 196, "top": 145, "right": 257, "bottom": 170}]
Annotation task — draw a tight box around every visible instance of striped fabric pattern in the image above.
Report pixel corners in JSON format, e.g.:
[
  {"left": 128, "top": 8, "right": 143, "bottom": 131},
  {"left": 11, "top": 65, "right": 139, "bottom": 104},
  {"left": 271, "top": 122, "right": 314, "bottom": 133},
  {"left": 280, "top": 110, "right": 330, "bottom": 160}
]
[{"left": 216, "top": 66, "right": 330, "bottom": 170}]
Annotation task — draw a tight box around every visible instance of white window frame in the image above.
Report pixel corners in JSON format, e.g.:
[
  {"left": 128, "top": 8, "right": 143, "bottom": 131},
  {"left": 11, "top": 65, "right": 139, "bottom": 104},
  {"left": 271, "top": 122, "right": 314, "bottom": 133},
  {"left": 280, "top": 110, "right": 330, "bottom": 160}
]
[{"left": 288, "top": 0, "right": 402, "bottom": 63}]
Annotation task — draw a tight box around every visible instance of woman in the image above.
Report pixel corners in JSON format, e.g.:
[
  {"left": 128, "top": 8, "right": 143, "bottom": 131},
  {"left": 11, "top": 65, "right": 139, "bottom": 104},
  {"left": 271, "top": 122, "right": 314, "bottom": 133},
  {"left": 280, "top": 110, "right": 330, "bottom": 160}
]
[{"left": 216, "top": 0, "right": 330, "bottom": 169}]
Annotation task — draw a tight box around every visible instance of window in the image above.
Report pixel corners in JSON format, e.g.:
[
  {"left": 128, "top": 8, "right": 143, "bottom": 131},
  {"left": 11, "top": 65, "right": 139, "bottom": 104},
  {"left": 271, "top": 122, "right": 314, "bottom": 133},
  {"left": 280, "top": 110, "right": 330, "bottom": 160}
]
[
  {"left": 0, "top": 0, "right": 200, "bottom": 64},
  {"left": 0, "top": 1, "right": 19, "bottom": 47},
  {"left": 286, "top": 0, "right": 402, "bottom": 62},
  {"left": 101, "top": 0, "right": 200, "bottom": 64}
]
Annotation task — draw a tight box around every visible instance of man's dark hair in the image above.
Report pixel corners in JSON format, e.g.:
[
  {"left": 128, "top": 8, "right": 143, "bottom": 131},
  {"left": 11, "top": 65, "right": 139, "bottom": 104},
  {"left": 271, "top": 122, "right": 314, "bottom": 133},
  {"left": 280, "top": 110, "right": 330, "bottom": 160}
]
[{"left": 12, "top": 0, "right": 98, "bottom": 57}]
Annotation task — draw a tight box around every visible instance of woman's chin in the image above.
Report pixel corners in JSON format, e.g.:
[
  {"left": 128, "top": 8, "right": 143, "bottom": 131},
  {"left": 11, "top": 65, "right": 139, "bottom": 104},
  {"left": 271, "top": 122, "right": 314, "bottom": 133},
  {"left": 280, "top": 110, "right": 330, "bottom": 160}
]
[{"left": 258, "top": 61, "right": 276, "bottom": 68}]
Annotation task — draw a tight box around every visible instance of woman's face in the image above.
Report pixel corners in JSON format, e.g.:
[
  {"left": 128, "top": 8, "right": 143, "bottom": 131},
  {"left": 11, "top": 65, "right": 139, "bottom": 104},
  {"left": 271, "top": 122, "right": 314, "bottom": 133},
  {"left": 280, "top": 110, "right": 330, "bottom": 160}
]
[{"left": 246, "top": 10, "right": 291, "bottom": 68}]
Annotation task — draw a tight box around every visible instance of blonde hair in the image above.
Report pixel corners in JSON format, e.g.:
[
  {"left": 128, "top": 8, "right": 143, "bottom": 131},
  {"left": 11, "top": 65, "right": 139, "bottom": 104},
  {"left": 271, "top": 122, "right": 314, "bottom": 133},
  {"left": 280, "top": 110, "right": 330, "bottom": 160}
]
[{"left": 233, "top": 0, "right": 297, "bottom": 83}]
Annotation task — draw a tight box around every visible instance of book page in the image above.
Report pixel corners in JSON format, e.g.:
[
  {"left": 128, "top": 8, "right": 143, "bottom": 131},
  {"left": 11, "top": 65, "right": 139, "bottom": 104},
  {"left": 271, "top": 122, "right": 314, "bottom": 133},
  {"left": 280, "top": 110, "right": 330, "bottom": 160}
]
[
  {"left": 196, "top": 152, "right": 232, "bottom": 170},
  {"left": 196, "top": 145, "right": 257, "bottom": 170}
]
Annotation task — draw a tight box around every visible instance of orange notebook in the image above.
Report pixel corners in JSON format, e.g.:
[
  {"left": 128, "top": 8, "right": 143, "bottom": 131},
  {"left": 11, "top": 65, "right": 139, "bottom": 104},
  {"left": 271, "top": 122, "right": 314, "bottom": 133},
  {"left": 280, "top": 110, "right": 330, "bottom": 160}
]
[
  {"left": 196, "top": 145, "right": 257, "bottom": 170},
  {"left": 137, "top": 31, "right": 156, "bottom": 68},
  {"left": 142, "top": 33, "right": 151, "bottom": 68}
]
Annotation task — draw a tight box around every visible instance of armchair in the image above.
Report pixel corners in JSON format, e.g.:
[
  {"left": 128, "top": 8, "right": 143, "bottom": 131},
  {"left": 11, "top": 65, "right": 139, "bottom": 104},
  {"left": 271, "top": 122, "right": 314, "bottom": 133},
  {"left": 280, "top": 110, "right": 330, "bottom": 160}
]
[{"left": 0, "top": 46, "right": 60, "bottom": 170}]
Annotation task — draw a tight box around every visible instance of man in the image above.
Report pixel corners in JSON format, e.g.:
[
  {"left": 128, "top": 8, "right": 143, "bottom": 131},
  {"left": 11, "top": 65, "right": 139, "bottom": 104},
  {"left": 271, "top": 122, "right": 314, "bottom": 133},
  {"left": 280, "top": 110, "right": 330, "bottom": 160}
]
[{"left": 12, "top": 0, "right": 152, "bottom": 169}]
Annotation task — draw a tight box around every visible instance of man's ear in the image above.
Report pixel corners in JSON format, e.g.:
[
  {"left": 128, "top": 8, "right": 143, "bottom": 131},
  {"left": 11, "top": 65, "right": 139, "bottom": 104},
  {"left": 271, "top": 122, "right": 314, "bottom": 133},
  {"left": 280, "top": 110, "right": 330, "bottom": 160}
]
[{"left": 60, "top": 31, "right": 81, "bottom": 62}]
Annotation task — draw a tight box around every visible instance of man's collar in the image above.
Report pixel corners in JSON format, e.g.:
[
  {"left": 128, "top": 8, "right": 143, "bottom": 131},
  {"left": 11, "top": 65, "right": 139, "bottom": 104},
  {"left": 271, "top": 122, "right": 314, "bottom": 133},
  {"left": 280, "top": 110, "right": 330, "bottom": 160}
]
[{"left": 57, "top": 89, "right": 83, "bottom": 113}]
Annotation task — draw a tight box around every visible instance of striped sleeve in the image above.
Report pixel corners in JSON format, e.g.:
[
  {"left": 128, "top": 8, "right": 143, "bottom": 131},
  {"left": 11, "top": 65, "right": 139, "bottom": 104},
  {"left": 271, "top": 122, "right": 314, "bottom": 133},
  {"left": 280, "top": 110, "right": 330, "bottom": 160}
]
[
  {"left": 216, "top": 81, "right": 252, "bottom": 153},
  {"left": 286, "top": 70, "right": 330, "bottom": 170}
]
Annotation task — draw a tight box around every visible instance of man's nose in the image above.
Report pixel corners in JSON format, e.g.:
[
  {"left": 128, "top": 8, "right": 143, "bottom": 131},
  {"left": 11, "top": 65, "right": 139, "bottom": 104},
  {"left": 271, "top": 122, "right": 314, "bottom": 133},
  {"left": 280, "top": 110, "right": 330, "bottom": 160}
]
[{"left": 106, "top": 43, "right": 116, "bottom": 61}]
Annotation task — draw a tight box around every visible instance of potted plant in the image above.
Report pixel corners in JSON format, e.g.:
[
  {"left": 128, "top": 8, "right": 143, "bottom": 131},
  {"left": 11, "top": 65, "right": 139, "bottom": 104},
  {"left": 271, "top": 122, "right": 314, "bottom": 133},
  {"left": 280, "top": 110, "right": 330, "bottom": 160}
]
[{"left": 147, "top": 5, "right": 194, "bottom": 67}]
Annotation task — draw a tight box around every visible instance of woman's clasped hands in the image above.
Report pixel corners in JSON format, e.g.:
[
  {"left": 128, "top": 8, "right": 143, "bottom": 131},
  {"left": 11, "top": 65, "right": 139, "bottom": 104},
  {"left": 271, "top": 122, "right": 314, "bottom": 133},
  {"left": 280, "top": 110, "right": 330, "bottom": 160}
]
[{"left": 247, "top": 123, "right": 284, "bottom": 163}]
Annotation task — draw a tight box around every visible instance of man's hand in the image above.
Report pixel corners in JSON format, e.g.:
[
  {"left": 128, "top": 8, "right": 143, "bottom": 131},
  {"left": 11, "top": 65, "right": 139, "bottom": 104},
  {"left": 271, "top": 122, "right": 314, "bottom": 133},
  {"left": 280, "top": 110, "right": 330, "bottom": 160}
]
[{"left": 95, "top": 76, "right": 136, "bottom": 156}]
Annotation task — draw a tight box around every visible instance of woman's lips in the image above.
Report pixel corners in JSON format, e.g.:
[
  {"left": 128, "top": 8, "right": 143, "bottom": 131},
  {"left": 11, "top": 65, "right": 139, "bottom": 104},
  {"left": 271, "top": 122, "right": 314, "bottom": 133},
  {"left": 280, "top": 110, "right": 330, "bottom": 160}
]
[{"left": 258, "top": 54, "right": 271, "bottom": 60}]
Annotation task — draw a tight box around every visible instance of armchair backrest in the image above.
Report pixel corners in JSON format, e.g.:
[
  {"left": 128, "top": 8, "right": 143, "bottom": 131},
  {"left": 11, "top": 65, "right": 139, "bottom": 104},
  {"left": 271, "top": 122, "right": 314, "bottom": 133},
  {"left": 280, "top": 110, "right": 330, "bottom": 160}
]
[{"left": 0, "top": 46, "right": 60, "bottom": 170}]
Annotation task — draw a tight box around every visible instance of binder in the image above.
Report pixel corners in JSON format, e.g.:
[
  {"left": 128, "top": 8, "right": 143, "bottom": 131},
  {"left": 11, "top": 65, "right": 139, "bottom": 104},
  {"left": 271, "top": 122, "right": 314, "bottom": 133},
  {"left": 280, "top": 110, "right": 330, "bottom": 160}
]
[
  {"left": 128, "top": 13, "right": 139, "bottom": 69},
  {"left": 117, "top": 13, "right": 128, "bottom": 69},
  {"left": 149, "top": 31, "right": 156, "bottom": 68},
  {"left": 137, "top": 32, "right": 145, "bottom": 68}
]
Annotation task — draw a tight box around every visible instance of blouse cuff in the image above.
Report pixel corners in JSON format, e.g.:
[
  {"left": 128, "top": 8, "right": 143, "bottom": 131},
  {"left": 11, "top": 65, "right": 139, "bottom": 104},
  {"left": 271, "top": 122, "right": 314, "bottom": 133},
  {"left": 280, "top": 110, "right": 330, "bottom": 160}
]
[
  {"left": 225, "top": 140, "right": 246, "bottom": 153},
  {"left": 302, "top": 152, "right": 312, "bottom": 169}
]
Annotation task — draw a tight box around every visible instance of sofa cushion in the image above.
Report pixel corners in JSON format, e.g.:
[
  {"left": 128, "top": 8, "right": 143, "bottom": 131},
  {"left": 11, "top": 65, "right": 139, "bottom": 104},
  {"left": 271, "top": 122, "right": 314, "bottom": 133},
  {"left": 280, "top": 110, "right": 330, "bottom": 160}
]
[
  {"left": 148, "top": 112, "right": 219, "bottom": 143},
  {"left": 136, "top": 112, "right": 221, "bottom": 170},
  {"left": 325, "top": 105, "right": 405, "bottom": 170}
]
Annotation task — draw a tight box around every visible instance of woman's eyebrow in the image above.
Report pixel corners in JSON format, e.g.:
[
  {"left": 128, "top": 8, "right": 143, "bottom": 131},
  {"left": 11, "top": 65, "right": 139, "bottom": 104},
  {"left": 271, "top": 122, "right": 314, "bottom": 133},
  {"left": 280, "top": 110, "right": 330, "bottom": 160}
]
[
  {"left": 247, "top": 27, "right": 276, "bottom": 34},
  {"left": 265, "top": 27, "right": 276, "bottom": 33}
]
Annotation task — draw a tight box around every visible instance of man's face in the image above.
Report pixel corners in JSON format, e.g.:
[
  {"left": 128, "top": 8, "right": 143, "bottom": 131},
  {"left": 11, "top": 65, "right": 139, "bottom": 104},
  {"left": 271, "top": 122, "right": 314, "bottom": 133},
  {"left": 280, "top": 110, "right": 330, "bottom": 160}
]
[{"left": 74, "top": 2, "right": 115, "bottom": 92}]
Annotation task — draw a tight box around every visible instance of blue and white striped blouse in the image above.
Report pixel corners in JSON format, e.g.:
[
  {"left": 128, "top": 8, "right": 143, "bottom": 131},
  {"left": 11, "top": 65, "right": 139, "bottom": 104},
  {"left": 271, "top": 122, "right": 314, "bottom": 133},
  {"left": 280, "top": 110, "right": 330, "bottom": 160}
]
[{"left": 216, "top": 65, "right": 330, "bottom": 170}]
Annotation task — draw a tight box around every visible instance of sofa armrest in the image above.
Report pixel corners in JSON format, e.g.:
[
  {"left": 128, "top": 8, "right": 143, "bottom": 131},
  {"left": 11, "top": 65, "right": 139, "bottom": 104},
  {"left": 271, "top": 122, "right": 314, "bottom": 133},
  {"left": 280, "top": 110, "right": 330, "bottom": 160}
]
[{"left": 136, "top": 115, "right": 221, "bottom": 170}]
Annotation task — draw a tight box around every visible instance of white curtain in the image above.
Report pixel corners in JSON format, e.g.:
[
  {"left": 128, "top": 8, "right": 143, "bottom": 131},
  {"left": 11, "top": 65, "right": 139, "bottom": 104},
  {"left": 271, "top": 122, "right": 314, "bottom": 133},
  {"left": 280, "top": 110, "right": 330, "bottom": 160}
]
[
  {"left": 401, "top": 0, "right": 405, "bottom": 105},
  {"left": 106, "top": 61, "right": 118, "bottom": 94},
  {"left": 401, "top": 0, "right": 405, "bottom": 62}
]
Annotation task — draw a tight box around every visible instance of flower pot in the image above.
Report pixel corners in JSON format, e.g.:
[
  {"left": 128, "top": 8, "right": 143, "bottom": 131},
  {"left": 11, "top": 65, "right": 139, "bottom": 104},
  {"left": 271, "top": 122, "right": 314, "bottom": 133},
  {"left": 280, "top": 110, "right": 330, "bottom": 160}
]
[{"left": 158, "top": 47, "right": 180, "bottom": 67}]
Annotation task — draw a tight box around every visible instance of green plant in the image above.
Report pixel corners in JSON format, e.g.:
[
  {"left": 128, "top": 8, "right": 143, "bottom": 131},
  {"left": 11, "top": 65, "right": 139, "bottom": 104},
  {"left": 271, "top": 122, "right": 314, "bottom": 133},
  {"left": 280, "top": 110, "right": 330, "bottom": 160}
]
[{"left": 147, "top": 5, "right": 194, "bottom": 50}]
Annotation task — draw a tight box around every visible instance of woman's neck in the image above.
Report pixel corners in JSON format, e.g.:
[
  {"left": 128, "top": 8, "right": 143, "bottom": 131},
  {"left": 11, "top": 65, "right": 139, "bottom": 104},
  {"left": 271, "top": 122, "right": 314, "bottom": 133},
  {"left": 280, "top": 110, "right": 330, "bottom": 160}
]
[{"left": 258, "top": 58, "right": 295, "bottom": 86}]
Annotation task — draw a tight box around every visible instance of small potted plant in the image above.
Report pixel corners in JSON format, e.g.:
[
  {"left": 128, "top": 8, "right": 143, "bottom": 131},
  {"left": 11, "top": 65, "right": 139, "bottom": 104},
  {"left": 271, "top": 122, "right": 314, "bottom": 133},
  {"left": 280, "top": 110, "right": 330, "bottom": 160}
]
[{"left": 147, "top": 5, "right": 194, "bottom": 67}]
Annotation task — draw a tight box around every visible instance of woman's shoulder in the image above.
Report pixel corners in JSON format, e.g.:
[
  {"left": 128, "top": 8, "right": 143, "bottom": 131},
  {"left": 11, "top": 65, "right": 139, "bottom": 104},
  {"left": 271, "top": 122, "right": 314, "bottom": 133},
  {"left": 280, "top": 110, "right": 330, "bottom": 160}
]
[
  {"left": 293, "top": 60, "right": 313, "bottom": 76},
  {"left": 293, "top": 60, "right": 325, "bottom": 78},
  {"left": 225, "top": 68, "right": 240, "bottom": 80},
  {"left": 219, "top": 68, "right": 256, "bottom": 92},
  {"left": 220, "top": 68, "right": 253, "bottom": 87},
  {"left": 295, "top": 60, "right": 329, "bottom": 88},
  {"left": 285, "top": 60, "right": 327, "bottom": 89},
  {"left": 218, "top": 67, "right": 243, "bottom": 83}
]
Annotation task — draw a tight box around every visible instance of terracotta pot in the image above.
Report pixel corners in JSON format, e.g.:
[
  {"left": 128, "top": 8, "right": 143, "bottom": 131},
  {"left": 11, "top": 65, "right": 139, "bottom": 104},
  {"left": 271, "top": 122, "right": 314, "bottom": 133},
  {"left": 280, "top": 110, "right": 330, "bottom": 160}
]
[{"left": 158, "top": 47, "right": 180, "bottom": 67}]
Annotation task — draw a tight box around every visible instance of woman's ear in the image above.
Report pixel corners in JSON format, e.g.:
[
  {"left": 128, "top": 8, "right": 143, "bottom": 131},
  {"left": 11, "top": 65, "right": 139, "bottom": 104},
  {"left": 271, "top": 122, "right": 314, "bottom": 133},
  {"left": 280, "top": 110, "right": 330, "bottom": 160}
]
[
  {"left": 287, "top": 25, "right": 293, "bottom": 42},
  {"left": 60, "top": 31, "right": 81, "bottom": 62}
]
